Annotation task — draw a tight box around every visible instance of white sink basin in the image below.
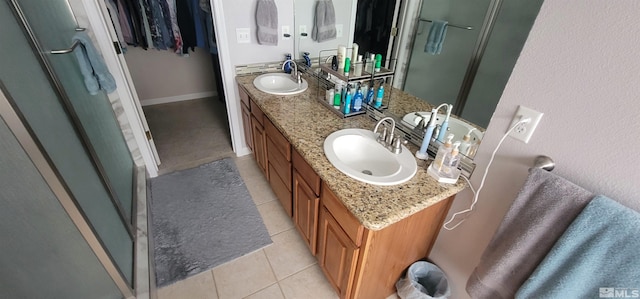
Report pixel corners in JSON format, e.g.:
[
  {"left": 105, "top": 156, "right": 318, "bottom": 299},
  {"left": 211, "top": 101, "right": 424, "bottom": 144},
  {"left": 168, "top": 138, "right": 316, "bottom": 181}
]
[
  {"left": 253, "top": 73, "right": 308, "bottom": 95},
  {"left": 323, "top": 129, "right": 417, "bottom": 186},
  {"left": 401, "top": 112, "right": 484, "bottom": 144}
]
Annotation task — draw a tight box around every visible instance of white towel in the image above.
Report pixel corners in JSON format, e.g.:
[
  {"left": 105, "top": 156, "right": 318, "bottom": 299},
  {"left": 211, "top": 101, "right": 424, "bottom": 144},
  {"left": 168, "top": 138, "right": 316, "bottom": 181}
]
[
  {"left": 256, "top": 0, "right": 278, "bottom": 45},
  {"left": 312, "top": 0, "right": 336, "bottom": 42}
]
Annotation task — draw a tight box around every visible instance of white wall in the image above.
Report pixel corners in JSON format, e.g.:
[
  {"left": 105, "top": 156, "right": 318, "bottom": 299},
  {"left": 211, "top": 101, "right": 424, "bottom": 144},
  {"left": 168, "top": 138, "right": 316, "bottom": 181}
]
[
  {"left": 124, "top": 47, "right": 217, "bottom": 103},
  {"left": 429, "top": 1, "right": 640, "bottom": 298}
]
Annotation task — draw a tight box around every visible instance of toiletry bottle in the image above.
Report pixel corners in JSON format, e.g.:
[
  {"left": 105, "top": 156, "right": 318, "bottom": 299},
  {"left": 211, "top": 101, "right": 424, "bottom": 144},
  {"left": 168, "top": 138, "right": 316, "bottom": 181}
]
[
  {"left": 303, "top": 52, "right": 312, "bottom": 67},
  {"left": 333, "top": 84, "right": 342, "bottom": 109},
  {"left": 354, "top": 55, "right": 363, "bottom": 76},
  {"left": 375, "top": 54, "right": 382, "bottom": 72},
  {"left": 326, "top": 89, "right": 334, "bottom": 105},
  {"left": 337, "top": 45, "right": 346, "bottom": 71},
  {"left": 284, "top": 53, "right": 292, "bottom": 74},
  {"left": 440, "top": 142, "right": 461, "bottom": 178},
  {"left": 331, "top": 55, "right": 338, "bottom": 71},
  {"left": 343, "top": 85, "right": 352, "bottom": 114},
  {"left": 369, "top": 54, "right": 376, "bottom": 73},
  {"left": 415, "top": 109, "right": 439, "bottom": 160},
  {"left": 458, "top": 129, "right": 475, "bottom": 156},
  {"left": 351, "top": 43, "right": 359, "bottom": 64},
  {"left": 365, "top": 84, "right": 375, "bottom": 104},
  {"left": 375, "top": 84, "right": 384, "bottom": 108},
  {"left": 344, "top": 57, "right": 351, "bottom": 76},
  {"left": 360, "top": 83, "right": 369, "bottom": 103},
  {"left": 353, "top": 87, "right": 363, "bottom": 112},
  {"left": 430, "top": 134, "right": 454, "bottom": 170}
]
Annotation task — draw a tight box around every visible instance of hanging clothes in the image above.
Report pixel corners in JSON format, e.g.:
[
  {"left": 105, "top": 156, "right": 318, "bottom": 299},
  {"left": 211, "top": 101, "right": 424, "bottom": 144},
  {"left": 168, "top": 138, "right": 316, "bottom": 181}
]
[
  {"left": 177, "top": 0, "right": 197, "bottom": 54},
  {"left": 164, "top": 0, "right": 183, "bottom": 54},
  {"left": 105, "top": 0, "right": 127, "bottom": 51}
]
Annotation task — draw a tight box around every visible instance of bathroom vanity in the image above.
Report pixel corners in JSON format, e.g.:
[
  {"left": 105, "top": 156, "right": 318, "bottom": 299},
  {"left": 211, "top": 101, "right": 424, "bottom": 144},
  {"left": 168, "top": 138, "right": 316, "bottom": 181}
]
[{"left": 237, "top": 75, "right": 466, "bottom": 299}]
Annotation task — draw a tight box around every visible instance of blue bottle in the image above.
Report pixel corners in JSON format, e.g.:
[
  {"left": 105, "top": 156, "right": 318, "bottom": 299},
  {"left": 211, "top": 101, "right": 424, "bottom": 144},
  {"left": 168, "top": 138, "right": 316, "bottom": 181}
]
[
  {"left": 365, "top": 86, "right": 375, "bottom": 104},
  {"left": 284, "top": 53, "right": 292, "bottom": 74},
  {"left": 303, "top": 52, "right": 312, "bottom": 67},
  {"left": 353, "top": 88, "right": 363, "bottom": 112},
  {"left": 375, "top": 85, "right": 384, "bottom": 108},
  {"left": 343, "top": 87, "right": 352, "bottom": 114}
]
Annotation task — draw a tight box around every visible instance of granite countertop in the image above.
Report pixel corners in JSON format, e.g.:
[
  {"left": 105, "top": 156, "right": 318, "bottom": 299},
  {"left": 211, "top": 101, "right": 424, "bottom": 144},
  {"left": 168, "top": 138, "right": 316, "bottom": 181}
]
[{"left": 236, "top": 74, "right": 467, "bottom": 231}]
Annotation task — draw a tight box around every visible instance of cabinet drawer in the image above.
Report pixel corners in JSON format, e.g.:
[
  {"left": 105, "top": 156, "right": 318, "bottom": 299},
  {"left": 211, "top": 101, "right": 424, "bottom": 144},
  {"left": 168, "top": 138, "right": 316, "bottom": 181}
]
[
  {"left": 321, "top": 182, "right": 364, "bottom": 247},
  {"left": 269, "top": 163, "right": 292, "bottom": 217},
  {"left": 250, "top": 99, "right": 264, "bottom": 125},
  {"left": 265, "top": 118, "right": 291, "bottom": 161},
  {"left": 238, "top": 85, "right": 250, "bottom": 107},
  {"left": 293, "top": 149, "right": 320, "bottom": 196},
  {"left": 267, "top": 137, "right": 291, "bottom": 190}
]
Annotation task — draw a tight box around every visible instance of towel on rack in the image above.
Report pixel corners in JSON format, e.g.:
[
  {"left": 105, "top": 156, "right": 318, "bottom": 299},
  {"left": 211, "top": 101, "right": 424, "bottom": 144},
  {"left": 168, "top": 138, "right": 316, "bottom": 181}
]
[
  {"left": 312, "top": 0, "right": 336, "bottom": 42},
  {"left": 71, "top": 32, "right": 117, "bottom": 95},
  {"left": 256, "top": 0, "right": 278, "bottom": 45},
  {"left": 424, "top": 20, "right": 448, "bottom": 54},
  {"left": 466, "top": 168, "right": 594, "bottom": 299},
  {"left": 516, "top": 195, "right": 640, "bottom": 298}
]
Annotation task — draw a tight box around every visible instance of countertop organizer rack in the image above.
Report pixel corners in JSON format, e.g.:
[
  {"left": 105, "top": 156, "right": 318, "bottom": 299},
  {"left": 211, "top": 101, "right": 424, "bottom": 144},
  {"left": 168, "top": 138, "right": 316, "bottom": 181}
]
[{"left": 314, "top": 49, "right": 396, "bottom": 118}]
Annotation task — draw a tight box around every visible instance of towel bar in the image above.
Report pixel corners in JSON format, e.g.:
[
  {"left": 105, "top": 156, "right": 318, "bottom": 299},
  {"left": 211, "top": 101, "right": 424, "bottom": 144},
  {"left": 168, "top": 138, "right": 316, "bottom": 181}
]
[
  {"left": 50, "top": 28, "right": 86, "bottom": 54},
  {"left": 533, "top": 155, "right": 555, "bottom": 171},
  {"left": 419, "top": 18, "right": 473, "bottom": 30}
]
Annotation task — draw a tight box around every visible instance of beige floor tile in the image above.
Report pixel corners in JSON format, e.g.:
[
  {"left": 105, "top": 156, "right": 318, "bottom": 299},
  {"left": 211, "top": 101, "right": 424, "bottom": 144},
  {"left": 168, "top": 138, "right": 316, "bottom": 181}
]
[
  {"left": 234, "top": 155, "right": 264, "bottom": 180},
  {"left": 244, "top": 176, "right": 278, "bottom": 205},
  {"left": 212, "top": 250, "right": 277, "bottom": 299},
  {"left": 257, "top": 200, "right": 295, "bottom": 236},
  {"left": 264, "top": 229, "right": 317, "bottom": 280},
  {"left": 244, "top": 283, "right": 285, "bottom": 299},
  {"left": 157, "top": 270, "right": 218, "bottom": 299},
  {"left": 278, "top": 265, "right": 338, "bottom": 299}
]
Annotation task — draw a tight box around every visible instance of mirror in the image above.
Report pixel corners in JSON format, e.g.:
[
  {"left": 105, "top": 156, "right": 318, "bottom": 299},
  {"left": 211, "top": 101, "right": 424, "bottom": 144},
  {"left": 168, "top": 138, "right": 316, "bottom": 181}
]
[{"left": 293, "top": 0, "right": 544, "bottom": 158}]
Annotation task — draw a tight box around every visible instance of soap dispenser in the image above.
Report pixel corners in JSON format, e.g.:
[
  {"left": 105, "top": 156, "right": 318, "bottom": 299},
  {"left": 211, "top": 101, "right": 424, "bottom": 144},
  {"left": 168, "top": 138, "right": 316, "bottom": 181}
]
[
  {"left": 430, "top": 134, "right": 454, "bottom": 170},
  {"left": 302, "top": 52, "right": 312, "bottom": 67},
  {"left": 458, "top": 128, "right": 476, "bottom": 156},
  {"left": 441, "top": 142, "right": 461, "bottom": 178}
]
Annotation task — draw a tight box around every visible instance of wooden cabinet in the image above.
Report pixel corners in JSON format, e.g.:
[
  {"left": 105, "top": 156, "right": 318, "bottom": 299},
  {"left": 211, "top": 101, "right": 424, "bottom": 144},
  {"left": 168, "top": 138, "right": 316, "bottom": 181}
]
[
  {"left": 317, "top": 181, "right": 454, "bottom": 299},
  {"left": 250, "top": 99, "right": 267, "bottom": 176},
  {"left": 265, "top": 118, "right": 292, "bottom": 217},
  {"left": 293, "top": 149, "right": 321, "bottom": 254},
  {"left": 238, "top": 86, "right": 253, "bottom": 150}
]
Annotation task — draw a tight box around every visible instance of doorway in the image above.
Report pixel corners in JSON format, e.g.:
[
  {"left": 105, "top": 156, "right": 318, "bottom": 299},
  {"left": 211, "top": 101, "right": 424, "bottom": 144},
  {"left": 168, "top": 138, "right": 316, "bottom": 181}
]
[{"left": 97, "top": 1, "right": 233, "bottom": 175}]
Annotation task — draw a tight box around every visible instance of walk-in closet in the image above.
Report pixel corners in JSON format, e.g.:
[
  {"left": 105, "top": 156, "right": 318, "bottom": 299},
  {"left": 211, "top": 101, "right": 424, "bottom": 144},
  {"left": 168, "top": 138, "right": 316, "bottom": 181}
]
[{"left": 102, "top": 0, "right": 231, "bottom": 174}]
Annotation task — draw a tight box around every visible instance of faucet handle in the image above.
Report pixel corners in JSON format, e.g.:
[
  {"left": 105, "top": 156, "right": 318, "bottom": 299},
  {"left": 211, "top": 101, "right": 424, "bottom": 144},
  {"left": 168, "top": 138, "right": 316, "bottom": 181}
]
[
  {"left": 377, "top": 126, "right": 388, "bottom": 144},
  {"left": 391, "top": 135, "right": 407, "bottom": 154}
]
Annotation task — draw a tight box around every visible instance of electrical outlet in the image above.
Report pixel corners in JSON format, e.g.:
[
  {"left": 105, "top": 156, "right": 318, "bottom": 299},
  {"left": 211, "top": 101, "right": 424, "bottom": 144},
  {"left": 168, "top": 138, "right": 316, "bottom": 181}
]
[
  {"left": 299, "top": 25, "right": 308, "bottom": 38},
  {"left": 336, "top": 24, "right": 343, "bottom": 37},
  {"left": 508, "top": 106, "right": 543, "bottom": 143},
  {"left": 236, "top": 28, "right": 250, "bottom": 44},
  {"left": 282, "top": 26, "right": 290, "bottom": 40}
]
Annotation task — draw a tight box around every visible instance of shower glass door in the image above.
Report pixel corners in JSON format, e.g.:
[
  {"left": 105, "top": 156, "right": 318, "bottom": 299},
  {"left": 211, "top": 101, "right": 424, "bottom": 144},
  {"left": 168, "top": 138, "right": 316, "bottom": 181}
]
[
  {"left": 3, "top": 0, "right": 135, "bottom": 287},
  {"left": 403, "top": 0, "right": 492, "bottom": 108}
]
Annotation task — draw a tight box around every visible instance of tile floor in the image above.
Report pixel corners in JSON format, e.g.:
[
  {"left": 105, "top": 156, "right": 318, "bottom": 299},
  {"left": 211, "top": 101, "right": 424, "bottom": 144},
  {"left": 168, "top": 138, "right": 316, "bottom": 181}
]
[
  {"left": 147, "top": 99, "right": 401, "bottom": 299},
  {"left": 156, "top": 156, "right": 339, "bottom": 299}
]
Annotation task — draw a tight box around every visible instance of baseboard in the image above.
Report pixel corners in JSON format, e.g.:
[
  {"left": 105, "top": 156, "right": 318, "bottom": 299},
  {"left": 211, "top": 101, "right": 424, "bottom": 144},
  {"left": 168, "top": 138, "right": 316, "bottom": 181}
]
[{"left": 140, "top": 91, "right": 217, "bottom": 106}]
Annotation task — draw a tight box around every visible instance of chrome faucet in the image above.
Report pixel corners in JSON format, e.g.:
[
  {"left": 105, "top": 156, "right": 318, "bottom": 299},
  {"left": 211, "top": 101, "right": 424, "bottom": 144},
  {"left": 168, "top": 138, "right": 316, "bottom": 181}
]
[
  {"left": 373, "top": 117, "right": 406, "bottom": 154},
  {"left": 281, "top": 59, "right": 301, "bottom": 85}
]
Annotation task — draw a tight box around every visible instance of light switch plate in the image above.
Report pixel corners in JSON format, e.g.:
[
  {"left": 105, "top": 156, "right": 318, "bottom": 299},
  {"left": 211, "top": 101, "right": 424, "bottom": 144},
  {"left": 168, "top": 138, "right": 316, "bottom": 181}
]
[
  {"left": 282, "top": 26, "right": 290, "bottom": 40},
  {"left": 299, "top": 25, "right": 308, "bottom": 38},
  {"left": 236, "top": 28, "right": 250, "bottom": 44},
  {"left": 336, "top": 24, "right": 343, "bottom": 37}
]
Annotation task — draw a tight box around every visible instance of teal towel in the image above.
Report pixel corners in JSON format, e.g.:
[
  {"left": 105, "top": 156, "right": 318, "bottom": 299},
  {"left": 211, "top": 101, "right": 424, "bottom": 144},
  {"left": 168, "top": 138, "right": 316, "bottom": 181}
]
[
  {"left": 425, "top": 20, "right": 448, "bottom": 54},
  {"left": 516, "top": 195, "right": 640, "bottom": 299},
  {"left": 72, "top": 32, "right": 117, "bottom": 95}
]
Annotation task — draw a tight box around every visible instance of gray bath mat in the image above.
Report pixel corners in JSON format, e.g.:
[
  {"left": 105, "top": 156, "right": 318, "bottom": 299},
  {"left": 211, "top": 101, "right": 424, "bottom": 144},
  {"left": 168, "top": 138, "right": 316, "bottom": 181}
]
[{"left": 150, "top": 158, "right": 272, "bottom": 287}]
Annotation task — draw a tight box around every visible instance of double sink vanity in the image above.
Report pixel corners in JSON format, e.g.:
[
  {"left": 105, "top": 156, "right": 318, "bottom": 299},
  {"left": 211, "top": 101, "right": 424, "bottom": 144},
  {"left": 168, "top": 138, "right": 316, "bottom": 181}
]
[{"left": 237, "top": 72, "right": 469, "bottom": 299}]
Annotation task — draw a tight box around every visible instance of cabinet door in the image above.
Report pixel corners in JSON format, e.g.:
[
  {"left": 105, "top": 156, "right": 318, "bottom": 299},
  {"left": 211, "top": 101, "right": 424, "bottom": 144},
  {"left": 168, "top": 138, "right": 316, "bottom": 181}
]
[
  {"left": 241, "top": 102, "right": 252, "bottom": 150},
  {"left": 251, "top": 115, "right": 267, "bottom": 176},
  {"left": 293, "top": 170, "right": 319, "bottom": 255},
  {"left": 317, "top": 206, "right": 359, "bottom": 298}
]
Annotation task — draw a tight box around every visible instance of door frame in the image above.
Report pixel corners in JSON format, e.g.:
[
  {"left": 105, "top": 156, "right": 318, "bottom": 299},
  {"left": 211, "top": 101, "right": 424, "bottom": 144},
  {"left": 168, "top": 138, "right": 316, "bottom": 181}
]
[{"left": 75, "top": 0, "right": 161, "bottom": 177}]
